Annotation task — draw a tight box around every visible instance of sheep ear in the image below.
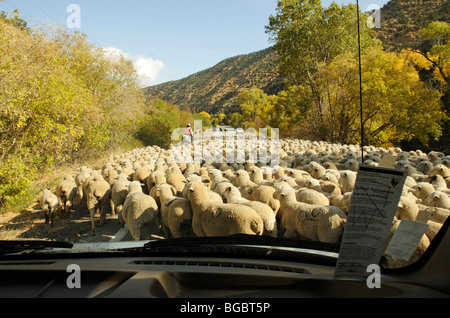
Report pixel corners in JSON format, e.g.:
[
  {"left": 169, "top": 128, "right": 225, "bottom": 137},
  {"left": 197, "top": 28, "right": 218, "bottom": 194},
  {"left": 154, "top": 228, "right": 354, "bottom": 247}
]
[{"left": 189, "top": 187, "right": 194, "bottom": 192}]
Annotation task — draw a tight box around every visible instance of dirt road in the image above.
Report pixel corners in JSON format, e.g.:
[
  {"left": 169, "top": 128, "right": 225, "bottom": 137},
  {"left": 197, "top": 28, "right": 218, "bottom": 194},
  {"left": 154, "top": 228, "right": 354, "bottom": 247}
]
[{"left": 0, "top": 202, "right": 132, "bottom": 244}]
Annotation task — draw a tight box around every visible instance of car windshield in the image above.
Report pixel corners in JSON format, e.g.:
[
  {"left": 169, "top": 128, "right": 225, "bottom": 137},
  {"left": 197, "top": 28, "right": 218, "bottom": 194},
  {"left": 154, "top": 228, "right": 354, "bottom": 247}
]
[{"left": 0, "top": 0, "right": 449, "bottom": 274}]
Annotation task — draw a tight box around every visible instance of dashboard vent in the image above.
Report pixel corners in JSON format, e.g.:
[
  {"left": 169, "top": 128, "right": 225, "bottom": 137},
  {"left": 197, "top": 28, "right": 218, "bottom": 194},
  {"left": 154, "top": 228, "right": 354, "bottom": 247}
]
[{"left": 132, "top": 260, "right": 310, "bottom": 274}]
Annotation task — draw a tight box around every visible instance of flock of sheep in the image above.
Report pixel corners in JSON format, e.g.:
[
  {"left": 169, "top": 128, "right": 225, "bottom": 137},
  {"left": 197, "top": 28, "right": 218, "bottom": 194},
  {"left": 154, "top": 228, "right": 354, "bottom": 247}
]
[{"left": 40, "top": 138, "right": 450, "bottom": 266}]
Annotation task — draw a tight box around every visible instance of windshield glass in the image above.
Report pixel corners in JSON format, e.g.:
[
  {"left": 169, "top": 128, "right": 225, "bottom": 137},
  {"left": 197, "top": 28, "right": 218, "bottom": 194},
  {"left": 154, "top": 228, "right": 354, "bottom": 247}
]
[{"left": 0, "top": 0, "right": 449, "bottom": 271}]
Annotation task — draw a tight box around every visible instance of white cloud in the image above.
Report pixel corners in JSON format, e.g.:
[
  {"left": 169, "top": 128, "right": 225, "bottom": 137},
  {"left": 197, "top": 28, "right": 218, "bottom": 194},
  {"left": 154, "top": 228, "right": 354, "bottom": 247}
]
[{"left": 103, "top": 47, "right": 164, "bottom": 87}]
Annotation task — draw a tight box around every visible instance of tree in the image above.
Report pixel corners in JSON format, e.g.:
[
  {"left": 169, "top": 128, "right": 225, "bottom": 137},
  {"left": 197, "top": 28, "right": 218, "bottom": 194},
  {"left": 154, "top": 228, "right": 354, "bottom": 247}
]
[
  {"left": 0, "top": 12, "right": 146, "bottom": 208},
  {"left": 265, "top": 0, "right": 381, "bottom": 85},
  {"left": 265, "top": 0, "right": 382, "bottom": 142},
  {"left": 400, "top": 21, "right": 450, "bottom": 151},
  {"left": 236, "top": 88, "right": 273, "bottom": 127},
  {"left": 271, "top": 86, "right": 311, "bottom": 136},
  {"left": 310, "top": 48, "right": 446, "bottom": 147}
]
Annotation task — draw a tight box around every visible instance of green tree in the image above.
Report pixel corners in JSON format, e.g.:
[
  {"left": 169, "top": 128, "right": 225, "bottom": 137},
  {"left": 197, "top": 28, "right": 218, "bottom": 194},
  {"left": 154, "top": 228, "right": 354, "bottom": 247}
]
[
  {"left": 236, "top": 88, "right": 273, "bottom": 127},
  {"left": 265, "top": 0, "right": 381, "bottom": 85}
]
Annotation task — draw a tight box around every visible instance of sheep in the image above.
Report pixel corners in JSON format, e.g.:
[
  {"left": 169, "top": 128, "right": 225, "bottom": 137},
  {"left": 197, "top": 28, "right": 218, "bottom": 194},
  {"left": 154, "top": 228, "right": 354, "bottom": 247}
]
[
  {"left": 329, "top": 192, "right": 353, "bottom": 214},
  {"left": 111, "top": 173, "right": 130, "bottom": 226},
  {"left": 182, "top": 174, "right": 223, "bottom": 204},
  {"left": 223, "top": 185, "right": 277, "bottom": 237},
  {"left": 273, "top": 185, "right": 347, "bottom": 244},
  {"left": 185, "top": 180, "right": 264, "bottom": 237},
  {"left": 74, "top": 166, "right": 92, "bottom": 202},
  {"left": 431, "top": 175, "right": 449, "bottom": 192},
  {"left": 86, "top": 175, "right": 112, "bottom": 235},
  {"left": 147, "top": 170, "right": 167, "bottom": 191},
  {"left": 295, "top": 188, "right": 329, "bottom": 206},
  {"left": 40, "top": 189, "right": 59, "bottom": 227},
  {"left": 413, "top": 182, "right": 436, "bottom": 203},
  {"left": 310, "top": 164, "right": 327, "bottom": 179},
  {"left": 395, "top": 196, "right": 420, "bottom": 221},
  {"left": 425, "top": 191, "right": 450, "bottom": 209},
  {"left": 155, "top": 183, "right": 193, "bottom": 239},
  {"left": 55, "top": 175, "right": 77, "bottom": 214},
  {"left": 166, "top": 169, "right": 186, "bottom": 196},
  {"left": 122, "top": 181, "right": 160, "bottom": 241},
  {"left": 106, "top": 169, "right": 119, "bottom": 186},
  {"left": 82, "top": 170, "right": 101, "bottom": 200},
  {"left": 234, "top": 170, "right": 280, "bottom": 213},
  {"left": 428, "top": 164, "right": 450, "bottom": 185},
  {"left": 416, "top": 205, "right": 450, "bottom": 224},
  {"left": 248, "top": 166, "right": 276, "bottom": 186},
  {"left": 339, "top": 170, "right": 357, "bottom": 193},
  {"left": 133, "top": 164, "right": 152, "bottom": 193}
]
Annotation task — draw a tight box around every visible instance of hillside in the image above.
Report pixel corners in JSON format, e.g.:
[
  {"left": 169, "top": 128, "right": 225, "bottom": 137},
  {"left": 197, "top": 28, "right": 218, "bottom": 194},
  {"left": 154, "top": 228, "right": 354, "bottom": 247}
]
[
  {"left": 144, "top": 47, "right": 285, "bottom": 115},
  {"left": 376, "top": 0, "right": 450, "bottom": 51}
]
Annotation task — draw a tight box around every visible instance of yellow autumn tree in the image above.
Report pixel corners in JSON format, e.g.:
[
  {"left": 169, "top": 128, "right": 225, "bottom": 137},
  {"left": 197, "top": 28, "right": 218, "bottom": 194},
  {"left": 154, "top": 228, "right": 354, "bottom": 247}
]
[{"left": 310, "top": 48, "right": 446, "bottom": 147}]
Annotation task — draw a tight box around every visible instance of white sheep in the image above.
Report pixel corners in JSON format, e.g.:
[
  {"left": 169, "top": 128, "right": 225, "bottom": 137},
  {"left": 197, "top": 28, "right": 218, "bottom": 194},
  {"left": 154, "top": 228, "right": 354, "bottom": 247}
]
[
  {"left": 223, "top": 185, "right": 277, "bottom": 237},
  {"left": 186, "top": 180, "right": 264, "bottom": 237},
  {"left": 395, "top": 196, "right": 420, "bottom": 221},
  {"left": 55, "top": 175, "right": 77, "bottom": 214},
  {"left": 417, "top": 205, "right": 450, "bottom": 224},
  {"left": 75, "top": 166, "right": 92, "bottom": 201},
  {"left": 122, "top": 181, "right": 160, "bottom": 241},
  {"left": 273, "top": 185, "right": 347, "bottom": 244},
  {"left": 40, "top": 189, "right": 59, "bottom": 227},
  {"left": 425, "top": 191, "right": 450, "bottom": 209},
  {"left": 295, "top": 187, "right": 329, "bottom": 206},
  {"left": 234, "top": 170, "right": 280, "bottom": 213},
  {"left": 182, "top": 174, "right": 223, "bottom": 204},
  {"left": 133, "top": 164, "right": 152, "bottom": 192},
  {"left": 248, "top": 166, "right": 276, "bottom": 186},
  {"left": 155, "top": 183, "right": 193, "bottom": 239},
  {"left": 329, "top": 192, "right": 353, "bottom": 214},
  {"left": 166, "top": 169, "right": 186, "bottom": 196},
  {"left": 86, "top": 175, "right": 112, "bottom": 235},
  {"left": 111, "top": 173, "right": 130, "bottom": 226},
  {"left": 339, "top": 170, "right": 357, "bottom": 193},
  {"left": 414, "top": 182, "right": 436, "bottom": 203}
]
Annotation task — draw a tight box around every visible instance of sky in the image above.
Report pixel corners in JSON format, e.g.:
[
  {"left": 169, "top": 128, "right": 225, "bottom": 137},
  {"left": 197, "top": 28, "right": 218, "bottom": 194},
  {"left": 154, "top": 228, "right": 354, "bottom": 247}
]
[{"left": 0, "top": 0, "right": 390, "bottom": 86}]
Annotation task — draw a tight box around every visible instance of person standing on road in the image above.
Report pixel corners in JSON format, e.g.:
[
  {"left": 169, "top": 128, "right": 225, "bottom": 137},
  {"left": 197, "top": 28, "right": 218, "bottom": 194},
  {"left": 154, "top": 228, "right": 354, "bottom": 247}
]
[{"left": 185, "top": 124, "right": 194, "bottom": 142}]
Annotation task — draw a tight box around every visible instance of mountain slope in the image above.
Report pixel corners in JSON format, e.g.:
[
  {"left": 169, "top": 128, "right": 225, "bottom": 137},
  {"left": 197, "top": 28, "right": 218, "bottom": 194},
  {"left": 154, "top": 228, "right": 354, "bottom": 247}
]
[
  {"left": 144, "top": 47, "right": 285, "bottom": 115},
  {"left": 376, "top": 0, "right": 450, "bottom": 51}
]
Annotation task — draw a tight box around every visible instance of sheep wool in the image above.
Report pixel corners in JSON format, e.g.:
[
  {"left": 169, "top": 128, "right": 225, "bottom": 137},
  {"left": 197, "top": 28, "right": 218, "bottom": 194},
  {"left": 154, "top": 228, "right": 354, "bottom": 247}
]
[
  {"left": 55, "top": 175, "right": 77, "bottom": 214},
  {"left": 40, "top": 189, "right": 59, "bottom": 227},
  {"left": 122, "top": 181, "right": 160, "bottom": 241},
  {"left": 274, "top": 185, "right": 347, "bottom": 244},
  {"left": 223, "top": 185, "right": 277, "bottom": 237},
  {"left": 186, "top": 181, "right": 264, "bottom": 237},
  {"left": 156, "top": 183, "right": 193, "bottom": 239}
]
